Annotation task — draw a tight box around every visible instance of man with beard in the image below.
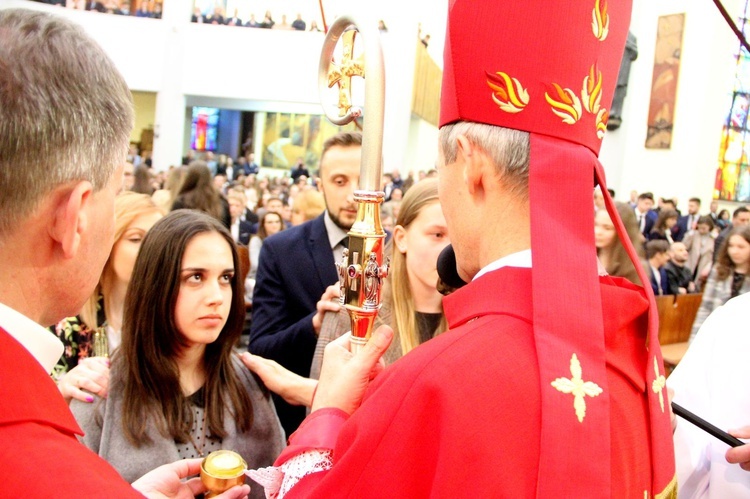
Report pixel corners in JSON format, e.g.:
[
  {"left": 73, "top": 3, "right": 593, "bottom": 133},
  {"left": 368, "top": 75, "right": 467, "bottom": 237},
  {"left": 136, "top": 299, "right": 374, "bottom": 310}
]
[
  {"left": 249, "top": 132, "right": 361, "bottom": 436},
  {"left": 666, "top": 242, "right": 696, "bottom": 294}
]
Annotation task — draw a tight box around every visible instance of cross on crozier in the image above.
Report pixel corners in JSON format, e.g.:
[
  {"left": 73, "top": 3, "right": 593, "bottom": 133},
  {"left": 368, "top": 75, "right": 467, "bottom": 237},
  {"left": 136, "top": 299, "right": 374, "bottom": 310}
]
[{"left": 327, "top": 29, "right": 365, "bottom": 117}]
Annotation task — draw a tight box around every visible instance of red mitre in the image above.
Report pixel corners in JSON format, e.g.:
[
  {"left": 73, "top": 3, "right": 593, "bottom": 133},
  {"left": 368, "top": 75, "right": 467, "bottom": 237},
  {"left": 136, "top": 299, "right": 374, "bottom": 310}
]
[{"left": 440, "top": 1, "right": 675, "bottom": 496}]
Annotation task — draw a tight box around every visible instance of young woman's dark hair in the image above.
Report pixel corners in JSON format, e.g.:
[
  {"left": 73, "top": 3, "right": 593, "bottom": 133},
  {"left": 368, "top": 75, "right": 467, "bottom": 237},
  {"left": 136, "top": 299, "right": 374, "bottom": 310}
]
[
  {"left": 715, "top": 225, "right": 750, "bottom": 280},
  {"left": 116, "top": 210, "right": 252, "bottom": 446},
  {"left": 695, "top": 215, "right": 714, "bottom": 231},
  {"left": 649, "top": 209, "right": 679, "bottom": 239},
  {"left": 131, "top": 165, "right": 154, "bottom": 195},
  {"left": 172, "top": 161, "right": 225, "bottom": 223}
]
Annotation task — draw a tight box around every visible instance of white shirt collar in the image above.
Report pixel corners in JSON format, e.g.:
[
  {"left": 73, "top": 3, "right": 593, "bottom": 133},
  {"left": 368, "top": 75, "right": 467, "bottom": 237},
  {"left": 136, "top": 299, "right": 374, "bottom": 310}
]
[
  {"left": 323, "top": 210, "right": 349, "bottom": 250},
  {"left": 473, "top": 249, "right": 532, "bottom": 281},
  {"left": 0, "top": 301, "right": 63, "bottom": 374}
]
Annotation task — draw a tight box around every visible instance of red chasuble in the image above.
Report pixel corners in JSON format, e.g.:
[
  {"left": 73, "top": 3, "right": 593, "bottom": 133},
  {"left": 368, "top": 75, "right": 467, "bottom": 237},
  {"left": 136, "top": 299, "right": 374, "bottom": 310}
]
[
  {"left": 276, "top": 268, "right": 673, "bottom": 497},
  {"left": 0, "top": 327, "right": 140, "bottom": 497}
]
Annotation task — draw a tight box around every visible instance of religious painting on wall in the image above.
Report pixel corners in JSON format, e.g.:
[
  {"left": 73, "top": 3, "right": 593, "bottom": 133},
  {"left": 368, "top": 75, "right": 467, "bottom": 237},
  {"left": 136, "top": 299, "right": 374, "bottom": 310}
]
[
  {"left": 260, "top": 112, "right": 358, "bottom": 170},
  {"left": 714, "top": 1, "right": 750, "bottom": 201},
  {"left": 645, "top": 13, "right": 685, "bottom": 149}
]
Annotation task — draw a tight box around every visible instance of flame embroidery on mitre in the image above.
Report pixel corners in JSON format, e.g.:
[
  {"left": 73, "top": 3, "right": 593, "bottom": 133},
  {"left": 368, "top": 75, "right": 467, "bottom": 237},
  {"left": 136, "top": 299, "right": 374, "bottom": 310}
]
[
  {"left": 582, "top": 64, "right": 603, "bottom": 114},
  {"left": 596, "top": 108, "right": 608, "bottom": 138},
  {"left": 545, "top": 83, "right": 582, "bottom": 125},
  {"left": 592, "top": 0, "right": 609, "bottom": 41},
  {"left": 486, "top": 71, "right": 529, "bottom": 113}
]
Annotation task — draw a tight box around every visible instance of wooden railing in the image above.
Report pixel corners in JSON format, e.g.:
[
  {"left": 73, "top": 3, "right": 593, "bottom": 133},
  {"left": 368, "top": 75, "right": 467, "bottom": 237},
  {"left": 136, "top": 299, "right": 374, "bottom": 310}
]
[{"left": 655, "top": 293, "right": 702, "bottom": 375}]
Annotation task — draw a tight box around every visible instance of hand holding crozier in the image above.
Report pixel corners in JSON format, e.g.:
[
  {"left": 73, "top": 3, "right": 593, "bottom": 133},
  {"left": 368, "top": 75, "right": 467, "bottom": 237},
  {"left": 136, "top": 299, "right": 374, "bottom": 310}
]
[{"left": 311, "top": 326, "right": 393, "bottom": 415}]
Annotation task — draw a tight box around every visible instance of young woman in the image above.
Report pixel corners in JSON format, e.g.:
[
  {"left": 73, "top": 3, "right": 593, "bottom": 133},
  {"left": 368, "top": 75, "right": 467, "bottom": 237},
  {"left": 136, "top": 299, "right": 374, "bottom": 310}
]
[
  {"left": 682, "top": 215, "right": 715, "bottom": 290},
  {"left": 594, "top": 201, "right": 644, "bottom": 285},
  {"left": 310, "top": 178, "right": 449, "bottom": 377},
  {"left": 71, "top": 210, "right": 284, "bottom": 491},
  {"left": 248, "top": 211, "right": 285, "bottom": 280},
  {"left": 691, "top": 226, "right": 750, "bottom": 339},
  {"left": 53, "top": 192, "right": 163, "bottom": 402},
  {"left": 648, "top": 209, "right": 679, "bottom": 243},
  {"left": 151, "top": 166, "right": 185, "bottom": 213},
  {"left": 171, "top": 161, "right": 230, "bottom": 228}
]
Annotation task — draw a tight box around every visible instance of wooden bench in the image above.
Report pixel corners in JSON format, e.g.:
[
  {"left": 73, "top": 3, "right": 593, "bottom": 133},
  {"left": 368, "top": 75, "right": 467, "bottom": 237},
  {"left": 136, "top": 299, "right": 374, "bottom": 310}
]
[{"left": 655, "top": 293, "right": 702, "bottom": 375}]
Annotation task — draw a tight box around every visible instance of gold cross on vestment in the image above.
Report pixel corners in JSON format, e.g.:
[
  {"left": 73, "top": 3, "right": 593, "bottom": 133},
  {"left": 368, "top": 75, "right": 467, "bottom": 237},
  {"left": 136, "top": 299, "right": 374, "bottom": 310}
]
[
  {"left": 652, "top": 356, "right": 667, "bottom": 413},
  {"left": 327, "top": 29, "right": 365, "bottom": 116},
  {"left": 551, "top": 353, "right": 603, "bottom": 423}
]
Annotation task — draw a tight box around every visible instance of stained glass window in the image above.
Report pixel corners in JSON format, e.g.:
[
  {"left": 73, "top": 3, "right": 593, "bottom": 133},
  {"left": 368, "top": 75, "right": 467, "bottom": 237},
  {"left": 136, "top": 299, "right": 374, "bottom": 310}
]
[{"left": 715, "top": 1, "right": 750, "bottom": 201}]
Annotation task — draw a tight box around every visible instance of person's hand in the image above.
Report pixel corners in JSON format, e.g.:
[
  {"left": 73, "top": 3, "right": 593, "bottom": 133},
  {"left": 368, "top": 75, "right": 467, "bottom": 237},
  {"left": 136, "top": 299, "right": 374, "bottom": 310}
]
[
  {"left": 57, "top": 356, "right": 110, "bottom": 404},
  {"left": 240, "top": 353, "right": 317, "bottom": 407},
  {"left": 687, "top": 281, "right": 696, "bottom": 293},
  {"left": 311, "top": 325, "right": 393, "bottom": 415},
  {"left": 312, "top": 284, "right": 341, "bottom": 335},
  {"left": 131, "top": 458, "right": 251, "bottom": 499},
  {"left": 726, "top": 426, "right": 750, "bottom": 471},
  {"left": 700, "top": 267, "right": 710, "bottom": 279}
]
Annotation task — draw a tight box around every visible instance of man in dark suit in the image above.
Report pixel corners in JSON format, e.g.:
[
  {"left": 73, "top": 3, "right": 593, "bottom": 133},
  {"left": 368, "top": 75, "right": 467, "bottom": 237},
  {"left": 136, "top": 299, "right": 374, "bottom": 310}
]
[
  {"left": 673, "top": 197, "right": 701, "bottom": 242},
  {"left": 634, "top": 192, "right": 657, "bottom": 239},
  {"left": 228, "top": 192, "right": 254, "bottom": 245},
  {"left": 249, "top": 131, "right": 361, "bottom": 436},
  {"left": 645, "top": 240, "right": 671, "bottom": 296}
]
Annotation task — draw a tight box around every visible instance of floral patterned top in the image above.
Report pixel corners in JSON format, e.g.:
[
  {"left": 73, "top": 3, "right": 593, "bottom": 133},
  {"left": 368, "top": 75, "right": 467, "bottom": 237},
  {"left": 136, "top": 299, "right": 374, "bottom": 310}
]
[{"left": 49, "top": 297, "right": 106, "bottom": 381}]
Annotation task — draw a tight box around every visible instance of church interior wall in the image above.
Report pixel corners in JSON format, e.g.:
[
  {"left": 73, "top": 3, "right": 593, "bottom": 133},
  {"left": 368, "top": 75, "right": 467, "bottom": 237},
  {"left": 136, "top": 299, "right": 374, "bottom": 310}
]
[{"left": 600, "top": 0, "right": 744, "bottom": 210}]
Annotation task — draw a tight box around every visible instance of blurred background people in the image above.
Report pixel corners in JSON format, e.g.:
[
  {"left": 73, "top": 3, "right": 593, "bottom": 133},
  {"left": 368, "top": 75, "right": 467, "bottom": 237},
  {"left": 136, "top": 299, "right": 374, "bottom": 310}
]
[{"left": 691, "top": 225, "right": 750, "bottom": 339}]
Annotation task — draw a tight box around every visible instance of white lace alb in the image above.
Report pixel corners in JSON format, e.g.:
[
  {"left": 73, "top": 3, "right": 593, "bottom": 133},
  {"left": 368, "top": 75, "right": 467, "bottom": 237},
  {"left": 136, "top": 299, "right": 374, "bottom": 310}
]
[{"left": 246, "top": 449, "right": 333, "bottom": 499}]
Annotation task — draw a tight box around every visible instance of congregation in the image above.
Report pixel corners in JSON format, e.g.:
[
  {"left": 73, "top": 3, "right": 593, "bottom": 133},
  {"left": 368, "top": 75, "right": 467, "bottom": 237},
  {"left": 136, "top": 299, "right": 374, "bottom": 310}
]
[{"left": 4, "top": 2, "right": 750, "bottom": 498}]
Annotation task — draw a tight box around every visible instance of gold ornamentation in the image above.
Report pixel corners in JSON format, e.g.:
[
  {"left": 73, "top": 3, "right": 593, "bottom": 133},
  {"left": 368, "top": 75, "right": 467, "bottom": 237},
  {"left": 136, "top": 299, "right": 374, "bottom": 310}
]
[
  {"left": 592, "top": 0, "right": 609, "bottom": 41},
  {"left": 652, "top": 356, "right": 667, "bottom": 413},
  {"left": 486, "top": 71, "right": 529, "bottom": 113},
  {"left": 551, "top": 353, "right": 603, "bottom": 423},
  {"left": 655, "top": 475, "right": 678, "bottom": 499},
  {"left": 582, "top": 64, "right": 603, "bottom": 114},
  {"left": 596, "top": 108, "right": 608, "bottom": 139},
  {"left": 545, "top": 84, "right": 583, "bottom": 125},
  {"left": 327, "top": 30, "right": 365, "bottom": 117}
]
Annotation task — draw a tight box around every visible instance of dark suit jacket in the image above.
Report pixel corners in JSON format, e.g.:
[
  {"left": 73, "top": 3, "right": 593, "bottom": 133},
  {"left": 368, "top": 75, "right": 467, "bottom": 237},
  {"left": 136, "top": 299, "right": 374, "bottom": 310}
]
[
  {"left": 237, "top": 220, "right": 253, "bottom": 246},
  {"left": 648, "top": 266, "right": 670, "bottom": 296},
  {"left": 638, "top": 210, "right": 658, "bottom": 238},
  {"left": 673, "top": 214, "right": 700, "bottom": 242},
  {"left": 249, "top": 214, "right": 337, "bottom": 434},
  {"left": 664, "top": 261, "right": 693, "bottom": 295},
  {"left": 242, "top": 209, "right": 259, "bottom": 227}
]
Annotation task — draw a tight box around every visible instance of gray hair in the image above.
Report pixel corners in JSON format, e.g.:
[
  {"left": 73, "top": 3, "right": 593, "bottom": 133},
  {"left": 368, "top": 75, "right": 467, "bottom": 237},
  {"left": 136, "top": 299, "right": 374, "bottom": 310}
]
[
  {"left": 0, "top": 9, "right": 134, "bottom": 235},
  {"left": 439, "top": 122, "right": 530, "bottom": 200}
]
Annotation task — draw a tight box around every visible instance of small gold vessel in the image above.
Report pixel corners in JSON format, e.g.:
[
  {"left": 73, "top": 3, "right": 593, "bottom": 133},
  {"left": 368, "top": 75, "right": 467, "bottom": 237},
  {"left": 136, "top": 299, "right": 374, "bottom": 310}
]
[{"left": 200, "top": 450, "right": 247, "bottom": 497}]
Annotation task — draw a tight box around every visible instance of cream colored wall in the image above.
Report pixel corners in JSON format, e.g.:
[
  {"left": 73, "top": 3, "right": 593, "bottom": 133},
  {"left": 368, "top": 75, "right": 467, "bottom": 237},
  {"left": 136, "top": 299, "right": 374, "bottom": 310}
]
[
  {"left": 599, "top": 0, "right": 746, "bottom": 211},
  {"left": 130, "top": 91, "right": 157, "bottom": 145}
]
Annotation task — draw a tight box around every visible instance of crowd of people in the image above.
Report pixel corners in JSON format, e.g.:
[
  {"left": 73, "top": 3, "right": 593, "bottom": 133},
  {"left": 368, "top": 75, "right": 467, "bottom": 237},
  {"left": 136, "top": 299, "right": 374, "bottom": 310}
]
[
  {"left": 3, "top": 3, "right": 750, "bottom": 498},
  {"left": 32, "top": 0, "right": 391, "bottom": 30},
  {"left": 598, "top": 188, "right": 750, "bottom": 340},
  {"left": 33, "top": 0, "right": 163, "bottom": 18}
]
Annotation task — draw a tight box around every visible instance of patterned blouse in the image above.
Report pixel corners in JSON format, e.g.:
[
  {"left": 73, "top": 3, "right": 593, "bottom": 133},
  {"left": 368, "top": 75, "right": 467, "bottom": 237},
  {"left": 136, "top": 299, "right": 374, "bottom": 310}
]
[{"left": 49, "top": 297, "right": 106, "bottom": 381}]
